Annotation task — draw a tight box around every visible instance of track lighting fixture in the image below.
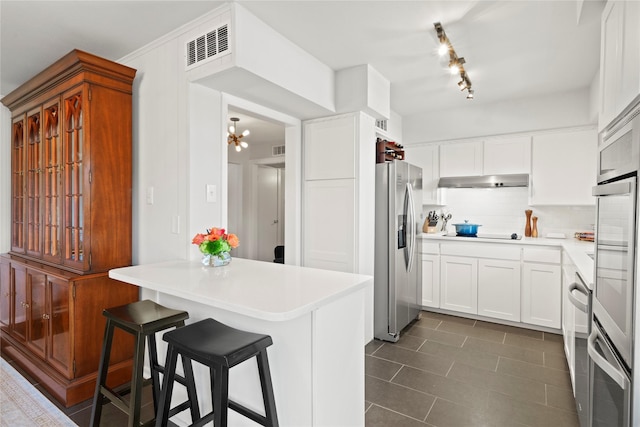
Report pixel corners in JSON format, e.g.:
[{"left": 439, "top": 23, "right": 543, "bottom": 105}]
[
  {"left": 434, "top": 22, "right": 474, "bottom": 100},
  {"left": 227, "top": 117, "right": 250, "bottom": 152}
]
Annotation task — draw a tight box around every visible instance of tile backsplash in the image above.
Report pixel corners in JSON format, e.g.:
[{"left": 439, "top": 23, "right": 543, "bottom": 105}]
[{"left": 423, "top": 187, "right": 595, "bottom": 237}]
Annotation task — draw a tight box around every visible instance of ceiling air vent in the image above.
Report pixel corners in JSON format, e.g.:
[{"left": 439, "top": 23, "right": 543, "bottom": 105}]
[
  {"left": 272, "top": 145, "right": 285, "bottom": 156},
  {"left": 375, "top": 119, "right": 388, "bottom": 132},
  {"left": 186, "top": 23, "right": 230, "bottom": 68}
]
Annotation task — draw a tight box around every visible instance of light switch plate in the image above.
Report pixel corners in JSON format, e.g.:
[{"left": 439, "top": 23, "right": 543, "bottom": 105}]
[{"left": 206, "top": 184, "right": 216, "bottom": 203}]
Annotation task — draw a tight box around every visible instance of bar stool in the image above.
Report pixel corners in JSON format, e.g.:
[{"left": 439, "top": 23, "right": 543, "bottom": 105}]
[
  {"left": 90, "top": 299, "right": 200, "bottom": 427},
  {"left": 155, "top": 318, "right": 279, "bottom": 427}
]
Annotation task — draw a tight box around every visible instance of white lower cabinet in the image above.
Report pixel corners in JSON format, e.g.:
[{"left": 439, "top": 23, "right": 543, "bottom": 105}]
[
  {"left": 440, "top": 256, "right": 478, "bottom": 315},
  {"left": 521, "top": 262, "right": 562, "bottom": 329},
  {"left": 425, "top": 240, "right": 563, "bottom": 331},
  {"left": 477, "top": 259, "right": 521, "bottom": 322},
  {"left": 421, "top": 254, "right": 440, "bottom": 308}
]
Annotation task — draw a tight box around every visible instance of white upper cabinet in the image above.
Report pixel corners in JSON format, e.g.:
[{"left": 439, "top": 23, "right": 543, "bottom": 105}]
[
  {"left": 530, "top": 128, "right": 597, "bottom": 206},
  {"left": 599, "top": 0, "right": 640, "bottom": 131},
  {"left": 483, "top": 137, "right": 531, "bottom": 175},
  {"left": 440, "top": 141, "right": 483, "bottom": 177},
  {"left": 304, "top": 115, "right": 356, "bottom": 180},
  {"left": 440, "top": 138, "right": 530, "bottom": 178},
  {"left": 404, "top": 144, "right": 442, "bottom": 205}
]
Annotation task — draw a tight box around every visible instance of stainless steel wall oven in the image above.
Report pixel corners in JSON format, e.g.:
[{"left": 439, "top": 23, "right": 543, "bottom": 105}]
[
  {"left": 568, "top": 272, "right": 591, "bottom": 426},
  {"left": 590, "top": 104, "right": 640, "bottom": 426}
]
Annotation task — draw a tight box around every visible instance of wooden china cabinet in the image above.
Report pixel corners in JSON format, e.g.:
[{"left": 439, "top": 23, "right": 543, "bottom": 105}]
[{"left": 0, "top": 50, "right": 139, "bottom": 407}]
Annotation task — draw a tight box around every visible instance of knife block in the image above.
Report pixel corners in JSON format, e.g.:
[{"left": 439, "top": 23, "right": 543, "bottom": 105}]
[{"left": 423, "top": 218, "right": 437, "bottom": 233}]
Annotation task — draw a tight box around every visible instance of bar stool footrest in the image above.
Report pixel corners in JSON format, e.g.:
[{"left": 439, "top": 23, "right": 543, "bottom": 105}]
[
  {"left": 229, "top": 399, "right": 271, "bottom": 426},
  {"left": 190, "top": 411, "right": 215, "bottom": 427},
  {"left": 99, "top": 385, "right": 130, "bottom": 415}
]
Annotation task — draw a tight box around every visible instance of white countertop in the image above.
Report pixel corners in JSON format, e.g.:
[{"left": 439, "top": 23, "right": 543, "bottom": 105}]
[
  {"left": 562, "top": 241, "right": 595, "bottom": 289},
  {"left": 109, "top": 258, "right": 373, "bottom": 322},
  {"left": 421, "top": 232, "right": 595, "bottom": 289}
]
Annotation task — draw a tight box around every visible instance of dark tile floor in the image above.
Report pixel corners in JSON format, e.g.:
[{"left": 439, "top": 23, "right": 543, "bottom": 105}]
[
  {"left": 4, "top": 310, "right": 578, "bottom": 427},
  {"left": 365, "top": 310, "right": 580, "bottom": 427}
]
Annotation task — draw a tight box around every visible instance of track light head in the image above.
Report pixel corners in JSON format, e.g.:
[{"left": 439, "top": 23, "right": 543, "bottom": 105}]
[{"left": 433, "top": 22, "right": 475, "bottom": 100}]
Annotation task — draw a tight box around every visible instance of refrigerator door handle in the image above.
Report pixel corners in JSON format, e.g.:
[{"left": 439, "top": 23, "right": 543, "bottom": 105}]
[{"left": 406, "top": 182, "right": 416, "bottom": 273}]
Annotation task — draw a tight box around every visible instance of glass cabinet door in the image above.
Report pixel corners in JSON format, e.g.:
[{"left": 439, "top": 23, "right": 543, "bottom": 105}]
[
  {"left": 43, "top": 100, "right": 62, "bottom": 264},
  {"left": 26, "top": 269, "right": 47, "bottom": 360},
  {"left": 11, "top": 117, "right": 25, "bottom": 253},
  {"left": 26, "top": 108, "right": 43, "bottom": 258},
  {"left": 11, "top": 263, "right": 27, "bottom": 342},
  {"left": 62, "top": 90, "right": 86, "bottom": 270},
  {"left": 0, "top": 259, "right": 9, "bottom": 328}
]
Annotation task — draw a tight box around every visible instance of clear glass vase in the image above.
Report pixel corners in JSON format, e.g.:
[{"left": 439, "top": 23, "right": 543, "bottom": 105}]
[{"left": 202, "top": 251, "right": 232, "bottom": 267}]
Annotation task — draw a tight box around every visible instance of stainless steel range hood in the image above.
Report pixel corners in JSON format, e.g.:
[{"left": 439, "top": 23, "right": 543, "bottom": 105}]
[{"left": 438, "top": 174, "right": 529, "bottom": 188}]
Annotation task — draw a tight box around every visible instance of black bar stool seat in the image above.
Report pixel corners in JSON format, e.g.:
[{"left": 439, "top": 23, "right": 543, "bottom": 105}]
[
  {"left": 90, "top": 299, "right": 199, "bottom": 427},
  {"left": 156, "top": 318, "right": 279, "bottom": 427}
]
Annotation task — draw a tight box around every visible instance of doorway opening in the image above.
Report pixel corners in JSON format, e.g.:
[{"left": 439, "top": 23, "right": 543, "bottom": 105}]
[{"left": 227, "top": 108, "right": 286, "bottom": 263}]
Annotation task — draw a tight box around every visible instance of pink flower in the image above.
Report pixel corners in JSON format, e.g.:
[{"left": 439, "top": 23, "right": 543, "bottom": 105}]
[
  {"left": 207, "top": 227, "right": 225, "bottom": 241},
  {"left": 192, "top": 233, "right": 206, "bottom": 245},
  {"left": 226, "top": 233, "right": 239, "bottom": 248}
]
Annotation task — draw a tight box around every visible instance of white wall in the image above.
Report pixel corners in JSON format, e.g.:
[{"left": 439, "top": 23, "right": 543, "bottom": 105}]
[
  {"left": 122, "top": 38, "right": 193, "bottom": 264},
  {"left": 427, "top": 187, "right": 595, "bottom": 238},
  {"left": 116, "top": 4, "right": 304, "bottom": 265},
  {"left": 403, "top": 87, "right": 594, "bottom": 144},
  {"left": 188, "top": 84, "right": 226, "bottom": 261}
]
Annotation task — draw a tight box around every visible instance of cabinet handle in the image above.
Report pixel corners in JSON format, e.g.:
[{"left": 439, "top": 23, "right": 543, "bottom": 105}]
[
  {"left": 42, "top": 314, "right": 50, "bottom": 320},
  {"left": 3, "top": 292, "right": 9, "bottom": 297}
]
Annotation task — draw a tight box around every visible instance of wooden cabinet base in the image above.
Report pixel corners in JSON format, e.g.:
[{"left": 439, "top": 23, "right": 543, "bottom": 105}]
[
  {"left": 1, "top": 254, "right": 139, "bottom": 408},
  {"left": 1, "top": 332, "right": 133, "bottom": 407}
]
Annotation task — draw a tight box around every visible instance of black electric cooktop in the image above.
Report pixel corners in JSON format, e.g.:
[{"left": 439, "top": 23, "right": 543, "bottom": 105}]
[{"left": 443, "top": 233, "right": 522, "bottom": 240}]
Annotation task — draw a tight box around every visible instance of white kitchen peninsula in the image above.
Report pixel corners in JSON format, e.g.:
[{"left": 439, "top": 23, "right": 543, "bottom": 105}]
[{"left": 109, "top": 258, "right": 373, "bottom": 426}]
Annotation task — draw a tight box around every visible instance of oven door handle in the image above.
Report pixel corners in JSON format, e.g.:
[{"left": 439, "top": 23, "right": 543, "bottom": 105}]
[
  {"left": 568, "top": 282, "right": 589, "bottom": 313},
  {"left": 593, "top": 180, "right": 632, "bottom": 196},
  {"left": 588, "top": 328, "right": 627, "bottom": 389}
]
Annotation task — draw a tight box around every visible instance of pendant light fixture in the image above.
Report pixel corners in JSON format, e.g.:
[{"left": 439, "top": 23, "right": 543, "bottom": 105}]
[{"left": 227, "top": 117, "right": 250, "bottom": 152}]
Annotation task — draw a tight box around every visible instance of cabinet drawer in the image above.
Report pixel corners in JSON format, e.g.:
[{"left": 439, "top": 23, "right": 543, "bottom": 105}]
[
  {"left": 421, "top": 241, "right": 440, "bottom": 255},
  {"left": 523, "top": 247, "right": 561, "bottom": 264},
  {"left": 441, "top": 243, "right": 520, "bottom": 260}
]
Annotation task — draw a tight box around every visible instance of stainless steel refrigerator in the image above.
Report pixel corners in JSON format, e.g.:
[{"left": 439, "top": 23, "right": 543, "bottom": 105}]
[{"left": 374, "top": 160, "right": 423, "bottom": 342}]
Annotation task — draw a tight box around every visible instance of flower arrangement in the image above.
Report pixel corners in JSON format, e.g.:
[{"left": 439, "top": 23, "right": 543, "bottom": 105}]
[{"left": 192, "top": 227, "right": 239, "bottom": 257}]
